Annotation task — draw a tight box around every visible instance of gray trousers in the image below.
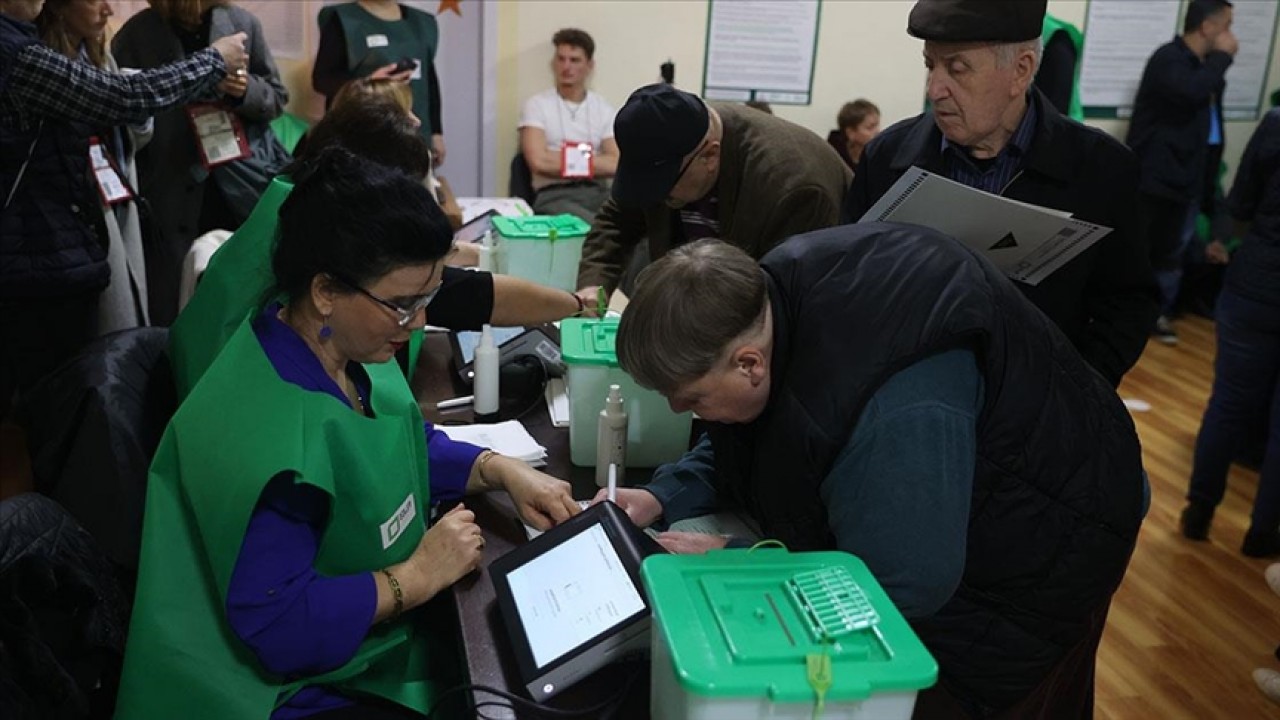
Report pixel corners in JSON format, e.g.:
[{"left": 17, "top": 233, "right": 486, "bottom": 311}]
[{"left": 532, "top": 182, "right": 610, "bottom": 223}]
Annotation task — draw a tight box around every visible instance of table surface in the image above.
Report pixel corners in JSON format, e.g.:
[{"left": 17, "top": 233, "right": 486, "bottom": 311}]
[{"left": 413, "top": 331, "right": 651, "bottom": 719}]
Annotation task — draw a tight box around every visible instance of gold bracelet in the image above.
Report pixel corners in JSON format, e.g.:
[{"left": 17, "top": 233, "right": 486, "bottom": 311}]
[
  {"left": 477, "top": 449, "right": 500, "bottom": 483},
  {"left": 382, "top": 568, "right": 403, "bottom": 620}
]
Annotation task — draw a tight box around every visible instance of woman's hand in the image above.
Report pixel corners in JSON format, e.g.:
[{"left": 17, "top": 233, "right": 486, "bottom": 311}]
[
  {"left": 370, "top": 62, "right": 414, "bottom": 83},
  {"left": 217, "top": 71, "right": 249, "bottom": 99},
  {"left": 590, "top": 487, "right": 663, "bottom": 528},
  {"left": 654, "top": 531, "right": 729, "bottom": 555},
  {"left": 385, "top": 504, "right": 483, "bottom": 613},
  {"left": 431, "top": 134, "right": 446, "bottom": 167},
  {"left": 479, "top": 454, "right": 578, "bottom": 531}
]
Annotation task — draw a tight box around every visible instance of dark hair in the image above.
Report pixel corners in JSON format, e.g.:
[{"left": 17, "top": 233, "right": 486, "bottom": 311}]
[
  {"left": 287, "top": 94, "right": 431, "bottom": 180},
  {"left": 744, "top": 100, "right": 773, "bottom": 114},
  {"left": 837, "top": 99, "right": 880, "bottom": 132},
  {"left": 552, "top": 28, "right": 595, "bottom": 60},
  {"left": 1183, "top": 0, "right": 1232, "bottom": 34},
  {"left": 616, "top": 239, "right": 766, "bottom": 394},
  {"left": 273, "top": 147, "right": 453, "bottom": 302}
]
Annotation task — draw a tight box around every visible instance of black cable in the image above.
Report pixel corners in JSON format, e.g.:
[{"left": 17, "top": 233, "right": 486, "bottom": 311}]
[{"left": 424, "top": 663, "right": 640, "bottom": 720}]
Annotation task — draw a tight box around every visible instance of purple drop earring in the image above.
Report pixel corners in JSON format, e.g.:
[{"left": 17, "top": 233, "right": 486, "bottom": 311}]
[{"left": 319, "top": 314, "right": 333, "bottom": 340}]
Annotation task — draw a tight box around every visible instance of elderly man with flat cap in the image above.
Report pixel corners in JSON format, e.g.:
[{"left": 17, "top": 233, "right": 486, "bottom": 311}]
[
  {"left": 843, "top": 0, "right": 1159, "bottom": 388},
  {"left": 575, "top": 83, "right": 850, "bottom": 298}
]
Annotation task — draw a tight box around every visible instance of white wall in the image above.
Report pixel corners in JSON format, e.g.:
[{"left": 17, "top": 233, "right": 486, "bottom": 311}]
[{"left": 493, "top": 0, "right": 1280, "bottom": 191}]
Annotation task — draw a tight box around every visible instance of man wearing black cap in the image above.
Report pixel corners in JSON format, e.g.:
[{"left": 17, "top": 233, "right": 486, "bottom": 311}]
[
  {"left": 575, "top": 83, "right": 850, "bottom": 297},
  {"left": 842, "top": 0, "right": 1159, "bottom": 389}
]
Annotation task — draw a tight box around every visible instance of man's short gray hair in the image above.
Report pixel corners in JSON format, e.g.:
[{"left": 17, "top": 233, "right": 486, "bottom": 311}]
[
  {"left": 616, "top": 239, "right": 766, "bottom": 395},
  {"left": 993, "top": 38, "right": 1042, "bottom": 71}
]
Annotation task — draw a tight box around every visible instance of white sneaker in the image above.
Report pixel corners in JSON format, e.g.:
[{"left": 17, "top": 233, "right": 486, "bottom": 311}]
[
  {"left": 1254, "top": 668, "right": 1280, "bottom": 704},
  {"left": 1267, "top": 563, "right": 1280, "bottom": 596}
]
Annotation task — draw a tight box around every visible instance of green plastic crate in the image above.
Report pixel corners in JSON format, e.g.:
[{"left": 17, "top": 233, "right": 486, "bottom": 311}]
[
  {"left": 560, "top": 317, "right": 693, "bottom": 468},
  {"left": 490, "top": 214, "right": 590, "bottom": 291},
  {"left": 641, "top": 549, "right": 937, "bottom": 719}
]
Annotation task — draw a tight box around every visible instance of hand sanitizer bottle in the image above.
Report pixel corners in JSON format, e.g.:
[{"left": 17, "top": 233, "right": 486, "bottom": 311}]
[
  {"left": 476, "top": 229, "right": 495, "bottom": 273},
  {"left": 473, "top": 324, "right": 500, "bottom": 423},
  {"left": 595, "top": 384, "right": 628, "bottom": 487}
]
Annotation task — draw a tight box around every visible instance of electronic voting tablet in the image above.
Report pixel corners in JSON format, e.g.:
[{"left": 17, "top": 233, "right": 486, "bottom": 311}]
[{"left": 489, "top": 501, "right": 665, "bottom": 701}]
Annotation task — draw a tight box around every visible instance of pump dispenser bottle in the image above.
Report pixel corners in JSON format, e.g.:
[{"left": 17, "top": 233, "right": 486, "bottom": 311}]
[
  {"left": 595, "top": 384, "right": 628, "bottom": 487},
  {"left": 476, "top": 229, "right": 495, "bottom": 272},
  {"left": 473, "top": 324, "right": 500, "bottom": 423}
]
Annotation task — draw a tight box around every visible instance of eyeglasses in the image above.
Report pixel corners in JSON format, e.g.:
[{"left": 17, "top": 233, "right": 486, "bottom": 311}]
[
  {"left": 333, "top": 274, "right": 440, "bottom": 328},
  {"left": 669, "top": 139, "right": 710, "bottom": 193}
]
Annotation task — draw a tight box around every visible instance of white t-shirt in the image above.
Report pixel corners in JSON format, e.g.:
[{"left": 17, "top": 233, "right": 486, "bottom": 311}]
[{"left": 519, "top": 88, "right": 617, "bottom": 189}]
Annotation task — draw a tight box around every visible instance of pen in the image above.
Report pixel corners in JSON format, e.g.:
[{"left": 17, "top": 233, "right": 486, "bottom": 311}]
[
  {"left": 607, "top": 463, "right": 617, "bottom": 504},
  {"left": 436, "top": 395, "right": 474, "bottom": 410}
]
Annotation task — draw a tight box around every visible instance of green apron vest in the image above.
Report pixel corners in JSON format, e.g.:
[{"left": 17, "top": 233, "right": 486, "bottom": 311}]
[
  {"left": 318, "top": 2, "right": 439, "bottom": 140},
  {"left": 116, "top": 317, "right": 447, "bottom": 719},
  {"left": 1042, "top": 14, "right": 1085, "bottom": 122},
  {"left": 170, "top": 176, "right": 424, "bottom": 400}
]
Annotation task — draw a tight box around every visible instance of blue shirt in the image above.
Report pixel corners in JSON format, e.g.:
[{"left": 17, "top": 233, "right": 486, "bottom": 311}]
[
  {"left": 941, "top": 97, "right": 1038, "bottom": 195},
  {"left": 225, "top": 305, "right": 484, "bottom": 719},
  {"left": 643, "top": 349, "right": 983, "bottom": 619}
]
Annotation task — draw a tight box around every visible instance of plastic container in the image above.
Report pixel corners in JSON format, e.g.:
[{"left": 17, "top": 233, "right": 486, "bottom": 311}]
[
  {"left": 490, "top": 215, "right": 590, "bottom": 291},
  {"left": 641, "top": 549, "right": 937, "bottom": 720},
  {"left": 560, "top": 318, "right": 693, "bottom": 468}
]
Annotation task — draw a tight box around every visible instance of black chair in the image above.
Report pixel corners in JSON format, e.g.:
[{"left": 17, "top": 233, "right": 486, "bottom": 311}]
[
  {"left": 19, "top": 328, "right": 176, "bottom": 593},
  {"left": 509, "top": 152, "right": 536, "bottom": 205}
]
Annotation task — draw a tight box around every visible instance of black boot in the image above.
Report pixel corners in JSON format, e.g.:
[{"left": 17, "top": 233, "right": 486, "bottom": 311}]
[
  {"left": 1180, "top": 502, "right": 1214, "bottom": 540},
  {"left": 1243, "top": 530, "right": 1280, "bottom": 558}
]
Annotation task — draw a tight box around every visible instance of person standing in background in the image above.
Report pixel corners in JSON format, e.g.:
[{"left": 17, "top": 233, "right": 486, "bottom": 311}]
[
  {"left": 518, "top": 28, "right": 619, "bottom": 222},
  {"left": 1126, "top": 0, "right": 1236, "bottom": 346},
  {"left": 113, "top": 0, "right": 290, "bottom": 326},
  {"left": 1035, "top": 12, "right": 1084, "bottom": 121},
  {"left": 38, "top": 0, "right": 153, "bottom": 333},
  {"left": 1, "top": 0, "right": 244, "bottom": 415},
  {"left": 1180, "top": 107, "right": 1280, "bottom": 558},
  {"left": 826, "top": 98, "right": 880, "bottom": 171},
  {"left": 312, "top": 0, "right": 445, "bottom": 167}
]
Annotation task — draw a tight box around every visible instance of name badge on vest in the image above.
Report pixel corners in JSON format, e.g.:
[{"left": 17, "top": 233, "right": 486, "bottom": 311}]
[
  {"left": 185, "top": 103, "right": 251, "bottom": 170},
  {"left": 88, "top": 136, "right": 134, "bottom": 206},
  {"left": 366, "top": 34, "right": 389, "bottom": 48},
  {"left": 380, "top": 493, "right": 418, "bottom": 549},
  {"left": 560, "top": 141, "right": 594, "bottom": 179}
]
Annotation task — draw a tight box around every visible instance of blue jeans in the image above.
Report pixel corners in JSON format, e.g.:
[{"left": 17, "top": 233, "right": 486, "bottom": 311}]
[
  {"left": 1187, "top": 288, "right": 1280, "bottom": 532},
  {"left": 1155, "top": 201, "right": 1201, "bottom": 316}
]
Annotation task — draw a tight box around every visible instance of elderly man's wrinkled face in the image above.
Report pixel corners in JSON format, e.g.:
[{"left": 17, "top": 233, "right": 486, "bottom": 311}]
[{"left": 923, "top": 41, "right": 1029, "bottom": 152}]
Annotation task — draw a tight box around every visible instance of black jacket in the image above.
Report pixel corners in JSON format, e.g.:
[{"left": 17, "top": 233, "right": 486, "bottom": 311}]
[
  {"left": 708, "top": 223, "right": 1144, "bottom": 714},
  {"left": 842, "top": 90, "right": 1158, "bottom": 387},
  {"left": 1126, "top": 37, "right": 1231, "bottom": 203},
  {"left": 0, "top": 15, "right": 108, "bottom": 300},
  {"left": 1225, "top": 108, "right": 1280, "bottom": 308}
]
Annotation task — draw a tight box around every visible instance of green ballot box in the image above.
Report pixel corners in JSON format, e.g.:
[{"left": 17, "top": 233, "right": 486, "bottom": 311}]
[
  {"left": 490, "top": 214, "right": 590, "bottom": 292},
  {"left": 560, "top": 317, "right": 694, "bottom": 468},
  {"left": 641, "top": 549, "right": 937, "bottom": 720}
]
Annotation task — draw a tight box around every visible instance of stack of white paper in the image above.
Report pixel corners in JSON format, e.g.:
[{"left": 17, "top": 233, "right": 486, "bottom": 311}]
[{"left": 439, "top": 420, "right": 547, "bottom": 467}]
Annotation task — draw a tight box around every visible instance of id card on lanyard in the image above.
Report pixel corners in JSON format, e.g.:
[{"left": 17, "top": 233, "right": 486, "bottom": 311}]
[
  {"left": 560, "top": 141, "right": 594, "bottom": 179},
  {"left": 186, "top": 103, "right": 251, "bottom": 169},
  {"left": 88, "top": 136, "right": 134, "bottom": 206}
]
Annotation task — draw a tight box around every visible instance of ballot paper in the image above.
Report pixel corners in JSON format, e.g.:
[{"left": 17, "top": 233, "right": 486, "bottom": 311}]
[
  {"left": 438, "top": 420, "right": 547, "bottom": 467},
  {"left": 859, "top": 166, "right": 1113, "bottom": 286}
]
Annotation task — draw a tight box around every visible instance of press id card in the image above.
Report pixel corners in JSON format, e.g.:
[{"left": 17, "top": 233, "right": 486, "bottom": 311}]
[
  {"left": 560, "top": 141, "right": 594, "bottom": 179},
  {"left": 186, "top": 103, "right": 250, "bottom": 169},
  {"left": 87, "top": 137, "right": 133, "bottom": 206}
]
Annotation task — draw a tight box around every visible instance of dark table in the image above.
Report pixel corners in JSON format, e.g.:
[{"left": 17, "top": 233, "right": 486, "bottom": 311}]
[{"left": 412, "top": 331, "right": 651, "bottom": 719}]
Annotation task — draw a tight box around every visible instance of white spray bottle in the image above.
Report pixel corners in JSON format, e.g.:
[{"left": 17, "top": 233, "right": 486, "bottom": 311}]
[
  {"left": 595, "top": 384, "right": 628, "bottom": 487},
  {"left": 473, "top": 324, "right": 500, "bottom": 423}
]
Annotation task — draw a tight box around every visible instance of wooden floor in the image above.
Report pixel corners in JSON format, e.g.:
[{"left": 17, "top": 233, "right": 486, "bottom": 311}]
[{"left": 1099, "top": 315, "right": 1279, "bottom": 719}]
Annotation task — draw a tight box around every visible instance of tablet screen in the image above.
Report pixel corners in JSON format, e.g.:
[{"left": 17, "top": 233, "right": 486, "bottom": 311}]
[{"left": 505, "top": 524, "right": 647, "bottom": 668}]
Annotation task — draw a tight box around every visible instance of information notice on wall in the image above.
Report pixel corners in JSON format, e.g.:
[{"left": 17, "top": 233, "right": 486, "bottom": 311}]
[
  {"left": 702, "top": 0, "right": 821, "bottom": 106},
  {"left": 1078, "top": 0, "right": 1181, "bottom": 118},
  {"left": 1222, "top": 0, "right": 1279, "bottom": 121}
]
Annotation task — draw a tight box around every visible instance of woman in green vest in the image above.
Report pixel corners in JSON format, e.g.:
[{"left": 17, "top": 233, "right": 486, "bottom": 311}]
[
  {"left": 115, "top": 148, "right": 580, "bottom": 720},
  {"left": 312, "top": 0, "right": 445, "bottom": 166}
]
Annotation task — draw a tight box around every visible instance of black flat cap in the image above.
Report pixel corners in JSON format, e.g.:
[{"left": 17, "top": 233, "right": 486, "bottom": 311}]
[
  {"left": 611, "top": 84, "right": 709, "bottom": 207},
  {"left": 908, "top": 0, "right": 1047, "bottom": 43}
]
